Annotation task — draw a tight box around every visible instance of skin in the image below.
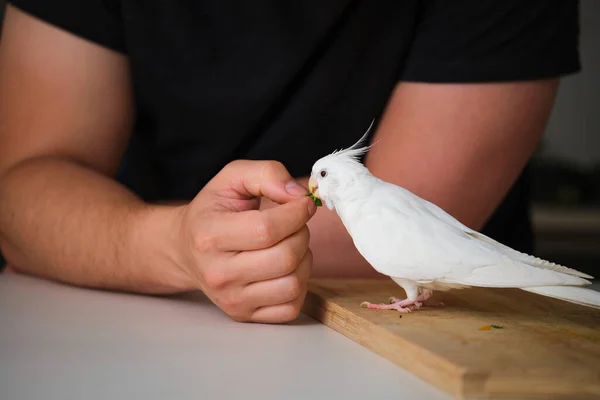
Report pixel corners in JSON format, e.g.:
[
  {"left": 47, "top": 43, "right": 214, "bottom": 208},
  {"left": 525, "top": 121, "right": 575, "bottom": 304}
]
[
  {"left": 0, "top": 5, "right": 315, "bottom": 324},
  {"left": 0, "top": 5, "right": 560, "bottom": 321}
]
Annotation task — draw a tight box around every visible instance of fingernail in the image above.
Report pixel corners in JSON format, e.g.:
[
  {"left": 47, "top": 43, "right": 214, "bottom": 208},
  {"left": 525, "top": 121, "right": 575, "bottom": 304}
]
[{"left": 285, "top": 180, "right": 308, "bottom": 196}]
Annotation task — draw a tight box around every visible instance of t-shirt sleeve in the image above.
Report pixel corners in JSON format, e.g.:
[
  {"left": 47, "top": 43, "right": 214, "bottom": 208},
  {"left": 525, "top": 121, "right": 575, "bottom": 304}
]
[
  {"left": 400, "top": 0, "right": 581, "bottom": 83},
  {"left": 7, "top": 0, "right": 126, "bottom": 53}
]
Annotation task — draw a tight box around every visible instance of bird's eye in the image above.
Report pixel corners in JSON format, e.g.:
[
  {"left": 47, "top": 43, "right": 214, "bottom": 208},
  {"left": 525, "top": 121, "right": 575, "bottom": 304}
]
[{"left": 320, "top": 169, "right": 327, "bottom": 178}]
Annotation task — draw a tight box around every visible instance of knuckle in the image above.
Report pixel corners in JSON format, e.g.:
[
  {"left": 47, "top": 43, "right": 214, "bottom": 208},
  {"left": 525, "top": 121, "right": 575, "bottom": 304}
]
[
  {"left": 193, "top": 233, "right": 217, "bottom": 254},
  {"left": 299, "top": 225, "right": 311, "bottom": 244},
  {"left": 202, "top": 269, "right": 229, "bottom": 290},
  {"left": 230, "top": 314, "right": 252, "bottom": 323},
  {"left": 280, "top": 247, "right": 299, "bottom": 274},
  {"left": 255, "top": 219, "right": 275, "bottom": 245},
  {"left": 280, "top": 304, "right": 301, "bottom": 322},
  {"left": 227, "top": 304, "right": 252, "bottom": 322},
  {"left": 305, "top": 248, "right": 314, "bottom": 263},
  {"left": 286, "top": 275, "right": 303, "bottom": 300},
  {"left": 303, "top": 248, "right": 314, "bottom": 269},
  {"left": 224, "top": 159, "right": 245, "bottom": 171},
  {"left": 219, "top": 292, "right": 241, "bottom": 311},
  {"left": 216, "top": 292, "right": 250, "bottom": 322},
  {"left": 264, "top": 160, "right": 285, "bottom": 175}
]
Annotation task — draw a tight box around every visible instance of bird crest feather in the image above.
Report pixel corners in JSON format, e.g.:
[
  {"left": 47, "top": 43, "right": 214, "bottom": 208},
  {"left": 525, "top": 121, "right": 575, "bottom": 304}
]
[{"left": 329, "top": 118, "right": 377, "bottom": 162}]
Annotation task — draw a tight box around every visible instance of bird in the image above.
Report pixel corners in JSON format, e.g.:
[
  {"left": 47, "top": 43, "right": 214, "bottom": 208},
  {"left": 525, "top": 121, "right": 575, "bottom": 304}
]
[{"left": 307, "top": 121, "right": 600, "bottom": 313}]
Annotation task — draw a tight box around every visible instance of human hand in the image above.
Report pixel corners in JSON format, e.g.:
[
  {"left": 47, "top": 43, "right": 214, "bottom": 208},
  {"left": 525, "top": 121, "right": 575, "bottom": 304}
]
[{"left": 173, "top": 160, "right": 316, "bottom": 323}]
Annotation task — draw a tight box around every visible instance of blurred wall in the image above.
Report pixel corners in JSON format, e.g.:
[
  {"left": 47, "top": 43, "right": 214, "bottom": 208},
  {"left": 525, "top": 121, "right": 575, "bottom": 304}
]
[{"left": 542, "top": 0, "right": 600, "bottom": 168}]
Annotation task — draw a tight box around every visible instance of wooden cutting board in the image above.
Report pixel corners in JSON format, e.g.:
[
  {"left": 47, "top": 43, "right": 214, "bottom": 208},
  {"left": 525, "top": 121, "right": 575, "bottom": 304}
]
[{"left": 302, "top": 279, "right": 600, "bottom": 400}]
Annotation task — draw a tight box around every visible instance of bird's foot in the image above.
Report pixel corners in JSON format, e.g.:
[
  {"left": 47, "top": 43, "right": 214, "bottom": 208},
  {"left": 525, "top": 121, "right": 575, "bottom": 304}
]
[
  {"left": 387, "top": 297, "right": 423, "bottom": 309},
  {"left": 388, "top": 293, "right": 445, "bottom": 308},
  {"left": 360, "top": 288, "right": 445, "bottom": 313},
  {"left": 360, "top": 301, "right": 417, "bottom": 313}
]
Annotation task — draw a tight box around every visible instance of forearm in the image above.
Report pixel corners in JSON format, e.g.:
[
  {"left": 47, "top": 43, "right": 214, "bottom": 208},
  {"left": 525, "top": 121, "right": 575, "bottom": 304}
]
[{"left": 0, "top": 157, "right": 190, "bottom": 294}]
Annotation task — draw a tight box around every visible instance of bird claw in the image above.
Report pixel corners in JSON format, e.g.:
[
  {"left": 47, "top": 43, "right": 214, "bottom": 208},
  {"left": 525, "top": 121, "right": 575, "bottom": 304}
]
[
  {"left": 387, "top": 296, "right": 422, "bottom": 309},
  {"left": 360, "top": 289, "right": 445, "bottom": 313},
  {"left": 388, "top": 295, "right": 445, "bottom": 309},
  {"left": 360, "top": 301, "right": 414, "bottom": 313}
]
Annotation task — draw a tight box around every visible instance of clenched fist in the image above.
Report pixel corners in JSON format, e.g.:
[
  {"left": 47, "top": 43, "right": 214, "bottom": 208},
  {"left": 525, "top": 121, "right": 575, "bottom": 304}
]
[{"left": 173, "top": 160, "right": 316, "bottom": 323}]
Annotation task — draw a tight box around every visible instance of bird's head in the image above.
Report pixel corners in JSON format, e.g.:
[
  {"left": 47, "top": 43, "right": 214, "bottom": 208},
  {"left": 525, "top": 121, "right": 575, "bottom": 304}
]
[{"left": 308, "top": 120, "right": 376, "bottom": 210}]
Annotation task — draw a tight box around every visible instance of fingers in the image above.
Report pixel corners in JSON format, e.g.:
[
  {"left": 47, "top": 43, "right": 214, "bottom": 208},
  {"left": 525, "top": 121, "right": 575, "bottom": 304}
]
[
  {"left": 212, "top": 249, "right": 312, "bottom": 323},
  {"left": 206, "top": 160, "right": 309, "bottom": 204},
  {"left": 186, "top": 159, "right": 318, "bottom": 324},
  {"left": 229, "top": 224, "right": 311, "bottom": 282},
  {"left": 212, "top": 197, "right": 313, "bottom": 251},
  {"left": 250, "top": 292, "right": 308, "bottom": 324},
  {"left": 248, "top": 251, "right": 312, "bottom": 323},
  {"left": 241, "top": 247, "right": 312, "bottom": 305}
]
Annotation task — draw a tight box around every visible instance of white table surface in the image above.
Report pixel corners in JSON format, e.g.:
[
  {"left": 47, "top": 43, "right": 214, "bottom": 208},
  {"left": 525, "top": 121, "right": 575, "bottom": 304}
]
[{"left": 0, "top": 273, "right": 451, "bottom": 400}]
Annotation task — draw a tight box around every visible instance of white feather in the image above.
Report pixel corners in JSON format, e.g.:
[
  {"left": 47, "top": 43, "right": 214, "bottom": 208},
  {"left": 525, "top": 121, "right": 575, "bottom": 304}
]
[
  {"left": 521, "top": 286, "right": 600, "bottom": 310},
  {"left": 309, "top": 140, "right": 599, "bottom": 310}
]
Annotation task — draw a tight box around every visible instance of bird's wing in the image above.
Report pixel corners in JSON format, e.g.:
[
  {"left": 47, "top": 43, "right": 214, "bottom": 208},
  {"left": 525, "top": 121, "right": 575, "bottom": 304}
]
[
  {"left": 419, "top": 195, "right": 594, "bottom": 279},
  {"left": 348, "top": 192, "right": 493, "bottom": 281},
  {"left": 348, "top": 183, "right": 591, "bottom": 287}
]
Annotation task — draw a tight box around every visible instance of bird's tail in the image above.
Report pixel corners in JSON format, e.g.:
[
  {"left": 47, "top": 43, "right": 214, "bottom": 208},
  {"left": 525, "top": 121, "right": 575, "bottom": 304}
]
[{"left": 521, "top": 285, "right": 600, "bottom": 310}]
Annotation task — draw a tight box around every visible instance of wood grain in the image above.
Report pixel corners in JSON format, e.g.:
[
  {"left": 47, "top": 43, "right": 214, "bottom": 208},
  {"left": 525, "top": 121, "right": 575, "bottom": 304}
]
[{"left": 302, "top": 279, "right": 600, "bottom": 400}]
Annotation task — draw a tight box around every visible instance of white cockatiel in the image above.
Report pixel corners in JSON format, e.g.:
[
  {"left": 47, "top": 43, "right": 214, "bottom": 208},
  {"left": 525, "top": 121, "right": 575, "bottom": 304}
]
[{"left": 307, "top": 122, "right": 600, "bottom": 313}]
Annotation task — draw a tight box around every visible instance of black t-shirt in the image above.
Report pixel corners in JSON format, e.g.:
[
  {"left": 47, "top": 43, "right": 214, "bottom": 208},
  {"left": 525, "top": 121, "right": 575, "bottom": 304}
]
[{"left": 6, "top": 0, "right": 581, "bottom": 255}]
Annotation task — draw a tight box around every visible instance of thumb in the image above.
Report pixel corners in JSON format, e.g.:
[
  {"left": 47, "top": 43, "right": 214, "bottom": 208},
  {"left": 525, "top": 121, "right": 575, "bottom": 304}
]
[{"left": 206, "top": 160, "right": 310, "bottom": 204}]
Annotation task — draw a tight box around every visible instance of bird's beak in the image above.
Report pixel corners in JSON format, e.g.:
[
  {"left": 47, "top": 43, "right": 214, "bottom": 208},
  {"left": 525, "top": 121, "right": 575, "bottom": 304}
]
[{"left": 308, "top": 175, "right": 319, "bottom": 198}]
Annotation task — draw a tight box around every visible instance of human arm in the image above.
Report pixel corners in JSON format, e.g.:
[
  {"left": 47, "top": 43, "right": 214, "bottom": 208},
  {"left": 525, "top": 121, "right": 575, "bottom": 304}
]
[
  {"left": 0, "top": 5, "right": 316, "bottom": 323},
  {"left": 0, "top": 4, "right": 169, "bottom": 291}
]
